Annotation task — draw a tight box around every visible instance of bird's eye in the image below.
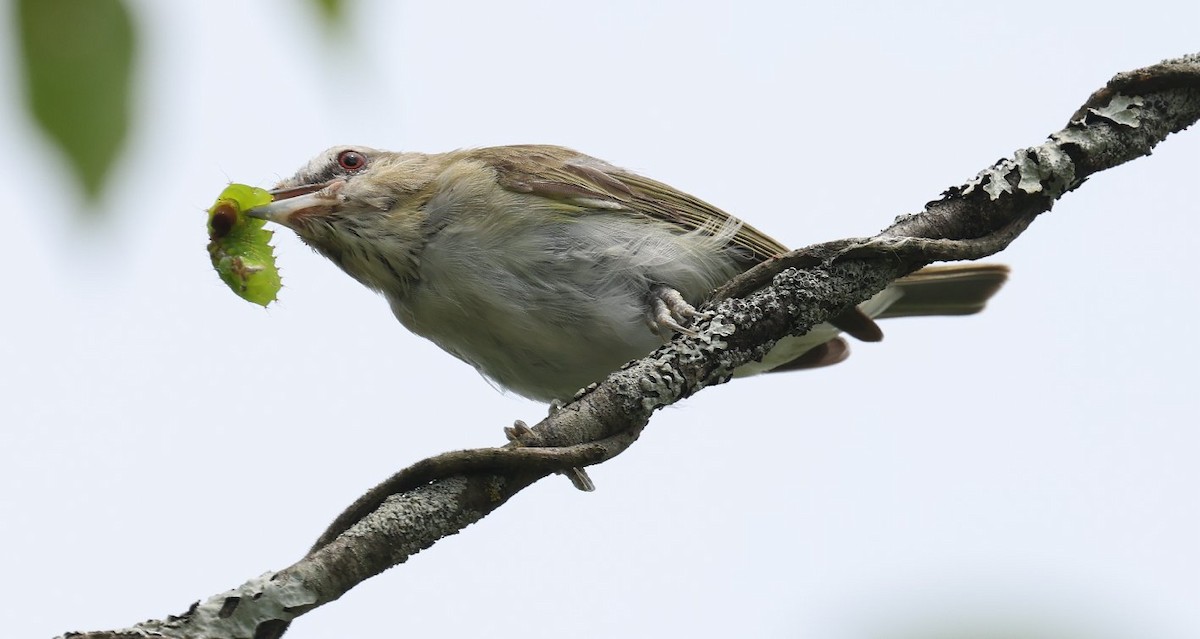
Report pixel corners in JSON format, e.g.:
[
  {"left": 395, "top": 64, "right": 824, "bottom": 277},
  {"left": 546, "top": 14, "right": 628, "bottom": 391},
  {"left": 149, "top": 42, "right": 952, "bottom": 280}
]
[{"left": 336, "top": 150, "right": 367, "bottom": 172}]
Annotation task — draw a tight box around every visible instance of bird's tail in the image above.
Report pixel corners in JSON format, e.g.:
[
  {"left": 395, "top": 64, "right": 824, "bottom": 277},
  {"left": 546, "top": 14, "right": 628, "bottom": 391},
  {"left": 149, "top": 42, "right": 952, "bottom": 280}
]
[
  {"left": 878, "top": 263, "right": 1010, "bottom": 319},
  {"left": 741, "top": 263, "right": 1009, "bottom": 376}
]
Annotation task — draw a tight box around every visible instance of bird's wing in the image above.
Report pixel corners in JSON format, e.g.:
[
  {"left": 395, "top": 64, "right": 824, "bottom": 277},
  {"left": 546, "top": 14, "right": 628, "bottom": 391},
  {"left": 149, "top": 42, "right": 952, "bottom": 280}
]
[
  {"left": 481, "top": 145, "right": 885, "bottom": 343},
  {"left": 482, "top": 145, "right": 788, "bottom": 264}
]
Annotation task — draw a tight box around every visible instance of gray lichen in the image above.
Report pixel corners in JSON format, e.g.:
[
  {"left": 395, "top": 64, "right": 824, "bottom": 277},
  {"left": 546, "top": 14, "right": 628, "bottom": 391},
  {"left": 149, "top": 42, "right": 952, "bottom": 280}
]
[{"left": 1088, "top": 93, "right": 1145, "bottom": 128}]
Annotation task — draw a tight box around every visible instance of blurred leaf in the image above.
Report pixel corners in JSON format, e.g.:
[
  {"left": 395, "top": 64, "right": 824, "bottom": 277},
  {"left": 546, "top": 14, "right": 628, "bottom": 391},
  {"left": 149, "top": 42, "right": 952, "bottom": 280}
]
[
  {"left": 16, "top": 0, "right": 136, "bottom": 206},
  {"left": 311, "top": 0, "right": 347, "bottom": 27}
]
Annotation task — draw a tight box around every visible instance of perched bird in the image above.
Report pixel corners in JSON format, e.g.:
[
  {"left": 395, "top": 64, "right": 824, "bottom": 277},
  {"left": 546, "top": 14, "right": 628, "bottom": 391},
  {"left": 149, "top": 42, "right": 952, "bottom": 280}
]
[{"left": 249, "top": 145, "right": 1006, "bottom": 402}]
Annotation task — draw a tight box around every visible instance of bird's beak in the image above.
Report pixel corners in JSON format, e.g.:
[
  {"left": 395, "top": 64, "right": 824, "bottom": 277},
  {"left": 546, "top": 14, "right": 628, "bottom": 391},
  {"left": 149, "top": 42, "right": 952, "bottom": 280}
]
[{"left": 246, "top": 179, "right": 346, "bottom": 227}]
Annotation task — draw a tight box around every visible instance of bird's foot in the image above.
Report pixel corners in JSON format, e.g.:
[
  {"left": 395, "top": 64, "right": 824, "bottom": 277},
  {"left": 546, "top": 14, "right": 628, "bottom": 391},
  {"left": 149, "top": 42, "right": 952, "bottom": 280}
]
[
  {"left": 647, "top": 284, "right": 699, "bottom": 338},
  {"left": 506, "top": 419, "right": 595, "bottom": 492},
  {"left": 505, "top": 419, "right": 535, "bottom": 443}
]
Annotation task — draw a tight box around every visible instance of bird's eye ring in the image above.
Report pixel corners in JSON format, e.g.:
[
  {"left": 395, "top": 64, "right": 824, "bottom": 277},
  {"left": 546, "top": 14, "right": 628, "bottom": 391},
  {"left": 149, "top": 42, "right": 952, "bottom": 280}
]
[{"left": 337, "top": 150, "right": 367, "bottom": 172}]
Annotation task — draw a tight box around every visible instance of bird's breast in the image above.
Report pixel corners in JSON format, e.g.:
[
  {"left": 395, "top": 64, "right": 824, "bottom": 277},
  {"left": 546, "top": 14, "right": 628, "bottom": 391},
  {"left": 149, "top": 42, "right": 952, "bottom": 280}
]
[{"left": 385, "top": 211, "right": 745, "bottom": 401}]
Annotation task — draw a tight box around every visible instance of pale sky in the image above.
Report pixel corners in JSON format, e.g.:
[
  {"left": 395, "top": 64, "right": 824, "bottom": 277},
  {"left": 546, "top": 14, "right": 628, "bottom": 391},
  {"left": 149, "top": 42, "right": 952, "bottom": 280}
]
[{"left": 1, "top": 2, "right": 1197, "bottom": 638}]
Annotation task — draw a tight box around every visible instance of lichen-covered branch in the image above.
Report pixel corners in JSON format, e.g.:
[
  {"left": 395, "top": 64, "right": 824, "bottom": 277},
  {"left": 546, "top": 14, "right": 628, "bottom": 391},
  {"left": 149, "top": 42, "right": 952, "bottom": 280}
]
[{"left": 61, "top": 52, "right": 1200, "bottom": 639}]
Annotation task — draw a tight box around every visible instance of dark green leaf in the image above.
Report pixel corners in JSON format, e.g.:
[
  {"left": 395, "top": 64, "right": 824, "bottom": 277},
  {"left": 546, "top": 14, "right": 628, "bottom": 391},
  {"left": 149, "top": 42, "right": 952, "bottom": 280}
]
[{"left": 16, "top": 0, "right": 136, "bottom": 205}]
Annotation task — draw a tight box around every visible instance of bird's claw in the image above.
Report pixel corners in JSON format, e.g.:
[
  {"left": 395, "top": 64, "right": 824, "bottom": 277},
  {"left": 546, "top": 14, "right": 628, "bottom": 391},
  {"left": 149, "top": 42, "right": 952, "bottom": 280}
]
[
  {"left": 505, "top": 419, "right": 534, "bottom": 443},
  {"left": 506, "top": 418, "right": 596, "bottom": 492},
  {"left": 647, "top": 285, "right": 699, "bottom": 338}
]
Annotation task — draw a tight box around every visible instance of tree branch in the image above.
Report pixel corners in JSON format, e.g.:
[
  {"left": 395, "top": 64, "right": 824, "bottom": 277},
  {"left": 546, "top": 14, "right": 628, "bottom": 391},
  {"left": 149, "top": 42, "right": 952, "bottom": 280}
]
[{"left": 61, "top": 52, "right": 1200, "bottom": 639}]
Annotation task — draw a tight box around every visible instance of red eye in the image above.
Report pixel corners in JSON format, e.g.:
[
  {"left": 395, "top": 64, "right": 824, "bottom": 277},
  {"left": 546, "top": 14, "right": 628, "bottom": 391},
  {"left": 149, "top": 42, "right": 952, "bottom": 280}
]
[{"left": 337, "top": 150, "right": 367, "bottom": 172}]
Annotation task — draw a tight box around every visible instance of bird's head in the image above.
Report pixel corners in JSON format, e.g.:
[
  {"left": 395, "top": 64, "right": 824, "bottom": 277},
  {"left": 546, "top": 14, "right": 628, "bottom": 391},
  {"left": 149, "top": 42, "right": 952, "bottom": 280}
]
[{"left": 247, "top": 146, "right": 442, "bottom": 295}]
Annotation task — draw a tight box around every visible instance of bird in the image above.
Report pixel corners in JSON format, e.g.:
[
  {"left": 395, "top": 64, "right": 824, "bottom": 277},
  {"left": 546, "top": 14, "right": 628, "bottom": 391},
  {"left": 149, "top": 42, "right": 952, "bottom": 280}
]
[{"left": 247, "top": 144, "right": 1007, "bottom": 403}]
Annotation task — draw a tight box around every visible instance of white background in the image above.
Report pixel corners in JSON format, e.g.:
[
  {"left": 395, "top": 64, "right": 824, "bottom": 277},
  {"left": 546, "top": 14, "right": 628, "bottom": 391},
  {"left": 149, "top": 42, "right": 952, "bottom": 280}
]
[{"left": 1, "top": 2, "right": 1197, "bottom": 638}]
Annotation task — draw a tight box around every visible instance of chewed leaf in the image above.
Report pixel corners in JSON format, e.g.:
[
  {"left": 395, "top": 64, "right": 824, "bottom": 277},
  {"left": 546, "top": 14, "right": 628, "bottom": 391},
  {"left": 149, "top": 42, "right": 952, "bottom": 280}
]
[{"left": 206, "top": 184, "right": 280, "bottom": 306}]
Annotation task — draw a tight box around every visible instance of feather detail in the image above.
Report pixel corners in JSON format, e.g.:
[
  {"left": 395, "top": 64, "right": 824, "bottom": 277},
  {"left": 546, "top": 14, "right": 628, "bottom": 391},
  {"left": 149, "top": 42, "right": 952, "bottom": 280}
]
[{"left": 483, "top": 145, "right": 788, "bottom": 265}]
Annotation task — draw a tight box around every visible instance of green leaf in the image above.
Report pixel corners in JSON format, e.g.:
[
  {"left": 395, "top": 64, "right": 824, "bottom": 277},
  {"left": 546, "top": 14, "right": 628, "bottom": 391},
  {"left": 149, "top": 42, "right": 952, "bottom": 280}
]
[
  {"left": 207, "top": 184, "right": 282, "bottom": 307},
  {"left": 16, "top": 0, "right": 136, "bottom": 205},
  {"left": 311, "top": 0, "right": 347, "bottom": 27}
]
